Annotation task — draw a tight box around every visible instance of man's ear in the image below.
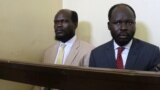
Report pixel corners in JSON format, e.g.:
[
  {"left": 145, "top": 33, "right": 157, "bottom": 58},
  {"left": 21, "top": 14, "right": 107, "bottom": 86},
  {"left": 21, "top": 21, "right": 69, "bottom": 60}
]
[
  {"left": 74, "top": 23, "right": 78, "bottom": 29},
  {"left": 108, "top": 22, "right": 111, "bottom": 31},
  {"left": 73, "top": 23, "right": 78, "bottom": 31}
]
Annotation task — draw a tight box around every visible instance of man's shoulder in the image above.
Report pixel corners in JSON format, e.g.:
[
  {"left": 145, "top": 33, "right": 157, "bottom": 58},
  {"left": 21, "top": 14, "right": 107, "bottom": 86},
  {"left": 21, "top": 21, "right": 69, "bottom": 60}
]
[
  {"left": 78, "top": 40, "right": 94, "bottom": 50},
  {"left": 79, "top": 40, "right": 93, "bottom": 46},
  {"left": 92, "top": 40, "right": 113, "bottom": 52},
  {"left": 134, "top": 38, "right": 159, "bottom": 49},
  {"left": 45, "top": 42, "right": 59, "bottom": 52},
  {"left": 132, "top": 39, "right": 160, "bottom": 54}
]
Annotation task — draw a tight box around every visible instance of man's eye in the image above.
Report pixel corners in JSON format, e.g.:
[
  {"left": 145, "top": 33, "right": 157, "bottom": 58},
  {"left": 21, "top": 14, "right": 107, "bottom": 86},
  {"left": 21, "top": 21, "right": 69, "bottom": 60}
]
[
  {"left": 113, "top": 21, "right": 121, "bottom": 25},
  {"left": 54, "top": 20, "right": 69, "bottom": 24},
  {"left": 127, "top": 21, "right": 135, "bottom": 25},
  {"left": 61, "top": 20, "right": 68, "bottom": 23}
]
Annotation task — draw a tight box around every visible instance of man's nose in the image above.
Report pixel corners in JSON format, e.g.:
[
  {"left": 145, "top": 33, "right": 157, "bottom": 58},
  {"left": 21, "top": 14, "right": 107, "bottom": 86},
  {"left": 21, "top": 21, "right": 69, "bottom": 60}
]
[
  {"left": 120, "top": 23, "right": 127, "bottom": 31},
  {"left": 57, "top": 21, "right": 63, "bottom": 27}
]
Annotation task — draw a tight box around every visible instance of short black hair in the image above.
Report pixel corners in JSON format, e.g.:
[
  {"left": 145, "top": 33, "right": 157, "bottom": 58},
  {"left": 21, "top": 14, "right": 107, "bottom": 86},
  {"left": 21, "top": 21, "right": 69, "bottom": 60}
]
[
  {"left": 71, "top": 10, "right": 78, "bottom": 25},
  {"left": 108, "top": 3, "right": 136, "bottom": 21}
]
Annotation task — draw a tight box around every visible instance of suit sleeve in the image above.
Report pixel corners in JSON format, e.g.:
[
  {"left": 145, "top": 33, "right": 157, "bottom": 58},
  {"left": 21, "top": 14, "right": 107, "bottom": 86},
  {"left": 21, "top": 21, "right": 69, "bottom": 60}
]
[
  {"left": 89, "top": 51, "right": 96, "bottom": 67},
  {"left": 150, "top": 47, "right": 160, "bottom": 71},
  {"left": 79, "top": 52, "right": 91, "bottom": 67}
]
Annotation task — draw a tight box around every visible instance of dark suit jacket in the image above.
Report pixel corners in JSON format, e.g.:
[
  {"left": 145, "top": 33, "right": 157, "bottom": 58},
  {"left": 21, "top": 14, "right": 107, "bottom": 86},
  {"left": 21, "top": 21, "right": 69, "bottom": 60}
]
[{"left": 89, "top": 38, "right": 160, "bottom": 71}]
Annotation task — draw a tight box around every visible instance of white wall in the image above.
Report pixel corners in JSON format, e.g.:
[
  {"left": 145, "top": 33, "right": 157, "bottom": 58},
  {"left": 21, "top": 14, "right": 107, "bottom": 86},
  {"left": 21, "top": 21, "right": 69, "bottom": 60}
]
[{"left": 63, "top": 0, "right": 160, "bottom": 47}]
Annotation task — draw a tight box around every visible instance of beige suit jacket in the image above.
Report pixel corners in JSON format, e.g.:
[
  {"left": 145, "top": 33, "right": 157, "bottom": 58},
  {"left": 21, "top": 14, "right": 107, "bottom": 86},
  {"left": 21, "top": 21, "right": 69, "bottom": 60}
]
[
  {"left": 43, "top": 39, "right": 94, "bottom": 66},
  {"left": 32, "top": 39, "right": 94, "bottom": 90}
]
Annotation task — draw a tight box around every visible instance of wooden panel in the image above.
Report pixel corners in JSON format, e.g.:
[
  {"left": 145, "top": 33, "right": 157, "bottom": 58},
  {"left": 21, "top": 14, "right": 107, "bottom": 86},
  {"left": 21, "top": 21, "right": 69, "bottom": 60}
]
[{"left": 0, "top": 60, "right": 159, "bottom": 90}]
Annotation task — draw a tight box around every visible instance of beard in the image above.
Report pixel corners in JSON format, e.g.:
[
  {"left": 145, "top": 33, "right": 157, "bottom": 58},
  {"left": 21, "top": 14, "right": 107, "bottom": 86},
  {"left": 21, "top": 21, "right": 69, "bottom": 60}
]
[
  {"left": 55, "top": 32, "right": 75, "bottom": 43},
  {"left": 112, "top": 31, "right": 135, "bottom": 46},
  {"left": 115, "top": 37, "right": 132, "bottom": 46}
]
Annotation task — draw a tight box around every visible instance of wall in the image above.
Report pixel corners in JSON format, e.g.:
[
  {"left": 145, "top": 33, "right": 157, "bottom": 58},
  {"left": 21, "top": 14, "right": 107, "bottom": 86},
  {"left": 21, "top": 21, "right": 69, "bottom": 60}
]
[
  {"left": 63, "top": 0, "right": 160, "bottom": 47},
  {"left": 0, "top": 0, "right": 62, "bottom": 90},
  {"left": 0, "top": 0, "right": 160, "bottom": 90},
  {"left": 0, "top": 0, "right": 62, "bottom": 62}
]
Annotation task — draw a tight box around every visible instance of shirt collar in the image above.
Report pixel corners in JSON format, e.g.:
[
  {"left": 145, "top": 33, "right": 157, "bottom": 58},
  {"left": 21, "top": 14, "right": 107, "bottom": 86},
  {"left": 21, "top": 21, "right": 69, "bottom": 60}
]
[{"left": 114, "top": 39, "right": 133, "bottom": 50}]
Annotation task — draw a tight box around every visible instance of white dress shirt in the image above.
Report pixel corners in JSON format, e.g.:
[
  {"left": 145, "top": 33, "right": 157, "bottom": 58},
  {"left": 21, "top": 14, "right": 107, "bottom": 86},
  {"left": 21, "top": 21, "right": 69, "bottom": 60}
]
[
  {"left": 114, "top": 40, "right": 133, "bottom": 67},
  {"left": 55, "top": 35, "right": 76, "bottom": 64}
]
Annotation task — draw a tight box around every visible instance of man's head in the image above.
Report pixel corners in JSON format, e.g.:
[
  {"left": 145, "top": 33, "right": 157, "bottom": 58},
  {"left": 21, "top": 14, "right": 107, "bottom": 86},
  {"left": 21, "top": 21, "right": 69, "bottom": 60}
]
[
  {"left": 108, "top": 4, "right": 136, "bottom": 46},
  {"left": 54, "top": 9, "right": 78, "bottom": 42}
]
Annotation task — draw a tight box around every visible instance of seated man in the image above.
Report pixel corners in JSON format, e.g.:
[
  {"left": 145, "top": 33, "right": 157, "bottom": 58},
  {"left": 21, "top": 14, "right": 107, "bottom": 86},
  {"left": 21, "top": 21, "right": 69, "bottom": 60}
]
[
  {"left": 33, "top": 9, "right": 94, "bottom": 90},
  {"left": 89, "top": 3, "right": 160, "bottom": 71}
]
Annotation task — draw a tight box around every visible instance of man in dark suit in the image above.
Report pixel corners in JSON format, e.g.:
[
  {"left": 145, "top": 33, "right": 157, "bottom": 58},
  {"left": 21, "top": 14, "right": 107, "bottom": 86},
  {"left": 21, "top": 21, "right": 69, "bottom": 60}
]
[{"left": 89, "top": 3, "right": 160, "bottom": 71}]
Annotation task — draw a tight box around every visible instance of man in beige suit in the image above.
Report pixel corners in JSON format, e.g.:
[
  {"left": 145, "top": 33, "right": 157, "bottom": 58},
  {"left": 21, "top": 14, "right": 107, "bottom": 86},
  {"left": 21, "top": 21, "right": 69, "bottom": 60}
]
[
  {"left": 44, "top": 39, "right": 93, "bottom": 66},
  {"left": 43, "top": 9, "right": 93, "bottom": 66},
  {"left": 33, "top": 9, "right": 93, "bottom": 90}
]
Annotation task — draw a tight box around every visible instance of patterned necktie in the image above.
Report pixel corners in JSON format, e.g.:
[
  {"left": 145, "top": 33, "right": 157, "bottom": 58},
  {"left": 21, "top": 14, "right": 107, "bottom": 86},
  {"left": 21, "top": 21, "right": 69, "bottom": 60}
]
[
  {"left": 56, "top": 43, "right": 66, "bottom": 64},
  {"left": 116, "top": 47, "right": 124, "bottom": 69}
]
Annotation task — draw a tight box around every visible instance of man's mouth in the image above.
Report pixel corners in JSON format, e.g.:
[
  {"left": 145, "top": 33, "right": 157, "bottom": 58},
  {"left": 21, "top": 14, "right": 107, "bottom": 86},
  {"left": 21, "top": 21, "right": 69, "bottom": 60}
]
[
  {"left": 55, "top": 28, "right": 63, "bottom": 33},
  {"left": 119, "top": 35, "right": 128, "bottom": 39},
  {"left": 118, "top": 32, "right": 129, "bottom": 38}
]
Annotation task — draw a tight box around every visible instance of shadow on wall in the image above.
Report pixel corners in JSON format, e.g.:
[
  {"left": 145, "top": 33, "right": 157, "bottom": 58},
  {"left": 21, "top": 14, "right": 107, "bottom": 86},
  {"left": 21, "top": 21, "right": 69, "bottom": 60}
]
[
  {"left": 135, "top": 22, "right": 149, "bottom": 42},
  {"left": 76, "top": 21, "right": 92, "bottom": 43}
]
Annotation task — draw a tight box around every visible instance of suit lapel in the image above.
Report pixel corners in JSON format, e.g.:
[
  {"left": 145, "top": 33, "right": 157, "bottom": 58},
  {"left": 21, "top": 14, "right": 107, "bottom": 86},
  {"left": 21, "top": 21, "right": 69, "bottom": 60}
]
[
  {"left": 125, "top": 39, "right": 140, "bottom": 69},
  {"left": 105, "top": 40, "right": 116, "bottom": 68},
  {"left": 44, "top": 42, "right": 59, "bottom": 64},
  {"left": 51, "top": 42, "right": 60, "bottom": 63},
  {"left": 65, "top": 39, "right": 79, "bottom": 65}
]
